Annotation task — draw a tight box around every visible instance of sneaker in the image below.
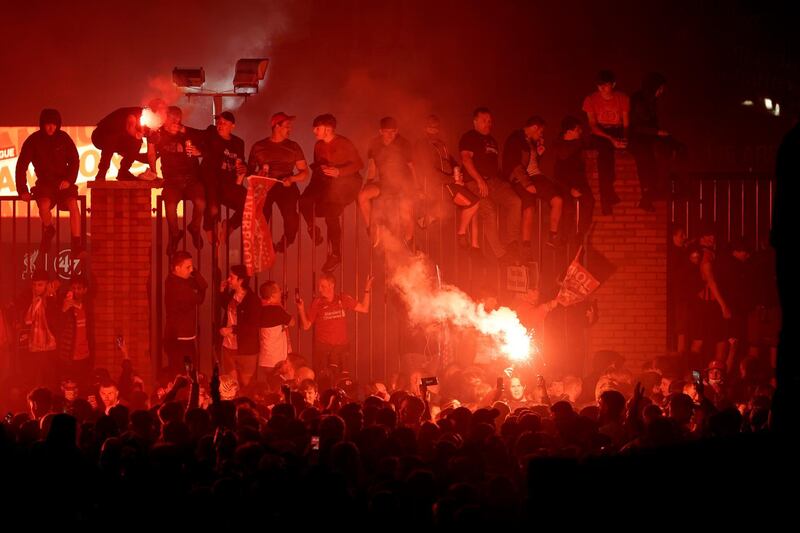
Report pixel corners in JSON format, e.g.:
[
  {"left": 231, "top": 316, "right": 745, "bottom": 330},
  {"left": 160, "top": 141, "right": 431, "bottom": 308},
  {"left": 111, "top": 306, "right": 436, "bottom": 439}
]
[
  {"left": 138, "top": 169, "right": 159, "bottom": 181},
  {"left": 41, "top": 225, "right": 56, "bottom": 250},
  {"left": 321, "top": 253, "right": 341, "bottom": 273},
  {"left": 117, "top": 169, "right": 137, "bottom": 181},
  {"left": 188, "top": 225, "right": 203, "bottom": 250},
  {"left": 167, "top": 230, "right": 185, "bottom": 257}
]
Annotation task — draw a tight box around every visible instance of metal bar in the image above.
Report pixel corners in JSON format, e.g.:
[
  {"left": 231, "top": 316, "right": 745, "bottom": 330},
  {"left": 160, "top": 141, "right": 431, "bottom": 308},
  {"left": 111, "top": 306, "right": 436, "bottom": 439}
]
[
  {"left": 537, "top": 198, "right": 543, "bottom": 269},
  {"left": 699, "top": 180, "right": 703, "bottom": 222},
  {"left": 769, "top": 180, "right": 774, "bottom": 234},
  {"left": 55, "top": 202, "right": 61, "bottom": 264},
  {"left": 740, "top": 180, "right": 745, "bottom": 239},
  {"left": 181, "top": 203, "right": 187, "bottom": 252},
  {"left": 225, "top": 205, "right": 231, "bottom": 275},
  {"left": 354, "top": 204, "right": 360, "bottom": 381},
  {"left": 155, "top": 195, "right": 164, "bottom": 379},
  {"left": 712, "top": 180, "right": 717, "bottom": 224},
  {"left": 755, "top": 180, "right": 760, "bottom": 251},
  {"left": 383, "top": 249, "right": 388, "bottom": 383},
  {"left": 295, "top": 212, "right": 301, "bottom": 354},
  {"left": 727, "top": 181, "right": 732, "bottom": 242},
  {"left": 12, "top": 200, "right": 18, "bottom": 297},
  {"left": 369, "top": 231, "right": 374, "bottom": 382}
]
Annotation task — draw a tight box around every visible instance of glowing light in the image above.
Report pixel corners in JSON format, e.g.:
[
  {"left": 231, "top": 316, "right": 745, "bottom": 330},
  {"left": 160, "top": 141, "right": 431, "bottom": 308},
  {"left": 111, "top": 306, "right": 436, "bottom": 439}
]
[
  {"left": 391, "top": 256, "right": 535, "bottom": 364},
  {"left": 741, "top": 99, "right": 754, "bottom": 106},
  {"left": 764, "top": 98, "right": 773, "bottom": 110},
  {"left": 139, "top": 108, "right": 163, "bottom": 130},
  {"left": 774, "top": 103, "right": 781, "bottom": 117}
]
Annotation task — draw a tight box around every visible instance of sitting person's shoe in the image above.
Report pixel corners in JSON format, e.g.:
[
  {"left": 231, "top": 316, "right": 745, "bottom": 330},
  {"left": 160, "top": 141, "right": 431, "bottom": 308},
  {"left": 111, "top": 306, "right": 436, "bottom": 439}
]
[
  {"left": 321, "top": 253, "right": 341, "bottom": 273},
  {"left": 116, "top": 169, "right": 137, "bottom": 181},
  {"left": 167, "top": 230, "right": 185, "bottom": 257}
]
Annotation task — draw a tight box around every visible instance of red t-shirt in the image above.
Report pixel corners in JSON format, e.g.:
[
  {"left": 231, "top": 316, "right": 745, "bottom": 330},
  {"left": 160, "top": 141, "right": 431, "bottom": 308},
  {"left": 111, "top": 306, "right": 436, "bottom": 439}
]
[
  {"left": 308, "top": 294, "right": 357, "bottom": 346},
  {"left": 72, "top": 305, "right": 90, "bottom": 360},
  {"left": 582, "top": 91, "right": 630, "bottom": 127}
]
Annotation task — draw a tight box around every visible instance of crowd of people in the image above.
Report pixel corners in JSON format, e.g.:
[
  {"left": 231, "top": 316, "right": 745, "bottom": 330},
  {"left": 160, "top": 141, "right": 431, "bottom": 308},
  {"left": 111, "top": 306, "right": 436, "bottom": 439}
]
[
  {"left": 1, "top": 67, "right": 788, "bottom": 523},
  {"left": 14, "top": 69, "right": 683, "bottom": 267}
]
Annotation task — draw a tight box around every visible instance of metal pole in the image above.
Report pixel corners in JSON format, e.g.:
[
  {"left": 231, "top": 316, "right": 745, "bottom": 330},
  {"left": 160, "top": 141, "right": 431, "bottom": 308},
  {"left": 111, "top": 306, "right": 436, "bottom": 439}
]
[{"left": 155, "top": 195, "right": 164, "bottom": 379}]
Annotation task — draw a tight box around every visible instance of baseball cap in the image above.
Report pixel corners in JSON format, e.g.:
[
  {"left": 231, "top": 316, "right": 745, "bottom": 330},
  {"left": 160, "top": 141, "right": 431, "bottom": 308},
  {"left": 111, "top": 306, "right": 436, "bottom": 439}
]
[
  {"left": 379, "top": 116, "right": 398, "bottom": 129},
  {"left": 215, "top": 111, "right": 235, "bottom": 124},
  {"left": 271, "top": 111, "right": 296, "bottom": 128}
]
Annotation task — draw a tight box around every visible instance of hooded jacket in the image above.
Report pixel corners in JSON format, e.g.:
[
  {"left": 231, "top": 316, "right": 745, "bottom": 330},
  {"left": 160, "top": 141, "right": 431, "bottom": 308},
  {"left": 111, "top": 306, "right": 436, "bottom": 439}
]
[{"left": 15, "top": 109, "right": 79, "bottom": 194}]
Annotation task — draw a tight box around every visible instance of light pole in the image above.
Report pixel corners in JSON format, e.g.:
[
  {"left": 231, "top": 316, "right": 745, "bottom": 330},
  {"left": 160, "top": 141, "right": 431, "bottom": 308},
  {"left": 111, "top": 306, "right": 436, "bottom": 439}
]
[{"left": 172, "top": 58, "right": 269, "bottom": 122}]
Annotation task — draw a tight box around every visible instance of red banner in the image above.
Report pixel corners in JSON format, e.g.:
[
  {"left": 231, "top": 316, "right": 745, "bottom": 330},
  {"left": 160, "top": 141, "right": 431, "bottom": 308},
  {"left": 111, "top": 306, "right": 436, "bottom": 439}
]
[
  {"left": 556, "top": 257, "right": 600, "bottom": 307},
  {"left": 241, "top": 176, "right": 277, "bottom": 275}
]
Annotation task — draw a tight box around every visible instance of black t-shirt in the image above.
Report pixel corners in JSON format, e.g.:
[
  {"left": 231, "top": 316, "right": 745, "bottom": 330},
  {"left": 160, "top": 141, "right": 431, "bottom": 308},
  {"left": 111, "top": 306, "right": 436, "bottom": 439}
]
[
  {"left": 150, "top": 128, "right": 201, "bottom": 180},
  {"left": 458, "top": 129, "right": 499, "bottom": 181},
  {"left": 553, "top": 138, "right": 588, "bottom": 190},
  {"left": 201, "top": 127, "right": 246, "bottom": 185},
  {"left": 96, "top": 107, "right": 142, "bottom": 133},
  {"left": 248, "top": 138, "right": 305, "bottom": 180},
  {"left": 367, "top": 134, "right": 413, "bottom": 187},
  {"left": 261, "top": 304, "right": 293, "bottom": 327},
  {"left": 414, "top": 135, "right": 455, "bottom": 180}
]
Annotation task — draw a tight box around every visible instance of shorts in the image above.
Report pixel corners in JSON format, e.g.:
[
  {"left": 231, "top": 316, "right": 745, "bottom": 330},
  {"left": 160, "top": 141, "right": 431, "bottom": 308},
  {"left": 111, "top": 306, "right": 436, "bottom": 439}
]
[
  {"left": 163, "top": 177, "right": 205, "bottom": 204},
  {"left": 31, "top": 183, "right": 79, "bottom": 211}
]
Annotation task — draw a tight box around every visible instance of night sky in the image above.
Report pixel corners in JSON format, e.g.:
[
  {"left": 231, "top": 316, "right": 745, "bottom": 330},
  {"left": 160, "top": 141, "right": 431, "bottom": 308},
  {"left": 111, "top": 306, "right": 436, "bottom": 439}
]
[{"left": 2, "top": 0, "right": 797, "bottom": 171}]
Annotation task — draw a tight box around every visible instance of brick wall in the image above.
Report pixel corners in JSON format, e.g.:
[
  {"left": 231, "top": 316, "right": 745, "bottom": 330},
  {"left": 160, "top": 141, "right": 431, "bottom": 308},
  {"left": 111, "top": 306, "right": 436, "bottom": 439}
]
[
  {"left": 587, "top": 153, "right": 667, "bottom": 370},
  {"left": 88, "top": 181, "right": 157, "bottom": 386}
]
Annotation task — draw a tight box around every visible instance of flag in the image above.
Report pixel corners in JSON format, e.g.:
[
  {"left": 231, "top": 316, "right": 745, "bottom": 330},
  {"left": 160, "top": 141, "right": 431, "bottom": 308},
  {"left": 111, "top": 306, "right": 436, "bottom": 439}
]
[
  {"left": 556, "top": 247, "right": 601, "bottom": 307},
  {"left": 241, "top": 175, "right": 278, "bottom": 275}
]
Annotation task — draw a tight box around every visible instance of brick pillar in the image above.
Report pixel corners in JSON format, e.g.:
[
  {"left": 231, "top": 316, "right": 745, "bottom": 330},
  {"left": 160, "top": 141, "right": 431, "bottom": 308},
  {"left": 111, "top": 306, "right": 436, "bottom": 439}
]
[
  {"left": 587, "top": 153, "right": 667, "bottom": 369},
  {"left": 88, "top": 181, "right": 157, "bottom": 386}
]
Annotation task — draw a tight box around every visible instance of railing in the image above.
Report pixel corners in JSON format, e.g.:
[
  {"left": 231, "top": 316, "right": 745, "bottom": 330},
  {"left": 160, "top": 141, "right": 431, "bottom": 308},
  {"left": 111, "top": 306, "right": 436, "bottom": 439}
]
[
  {"left": 151, "top": 188, "right": 583, "bottom": 383},
  {"left": 0, "top": 195, "right": 89, "bottom": 377}
]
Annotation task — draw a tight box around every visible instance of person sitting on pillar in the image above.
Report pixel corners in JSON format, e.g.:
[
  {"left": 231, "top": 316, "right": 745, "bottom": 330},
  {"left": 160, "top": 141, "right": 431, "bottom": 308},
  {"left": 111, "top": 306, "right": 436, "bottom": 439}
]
[
  {"left": 553, "top": 116, "right": 595, "bottom": 243},
  {"left": 200, "top": 111, "right": 248, "bottom": 250},
  {"left": 299, "top": 114, "right": 364, "bottom": 273},
  {"left": 582, "top": 70, "right": 629, "bottom": 215},
  {"left": 163, "top": 251, "right": 207, "bottom": 380},
  {"left": 147, "top": 106, "right": 206, "bottom": 255},
  {"left": 296, "top": 272, "right": 373, "bottom": 382},
  {"left": 91, "top": 98, "right": 165, "bottom": 181},
  {"left": 358, "top": 116, "right": 420, "bottom": 249},
  {"left": 218, "top": 265, "right": 262, "bottom": 390},
  {"left": 15, "top": 108, "right": 84, "bottom": 256},
  {"left": 248, "top": 112, "right": 309, "bottom": 253},
  {"left": 503, "top": 115, "right": 564, "bottom": 253}
]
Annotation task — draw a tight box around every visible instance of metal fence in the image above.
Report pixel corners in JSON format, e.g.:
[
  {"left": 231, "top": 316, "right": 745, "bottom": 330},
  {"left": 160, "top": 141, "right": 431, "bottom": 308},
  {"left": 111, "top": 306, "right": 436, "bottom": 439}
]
[{"left": 151, "top": 189, "right": 582, "bottom": 383}]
